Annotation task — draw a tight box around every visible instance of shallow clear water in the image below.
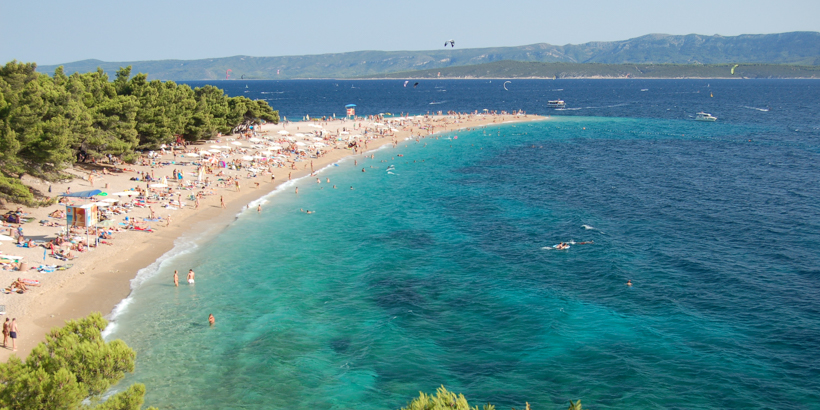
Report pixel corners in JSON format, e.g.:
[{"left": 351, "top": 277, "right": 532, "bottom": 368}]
[{"left": 109, "top": 80, "right": 820, "bottom": 409}]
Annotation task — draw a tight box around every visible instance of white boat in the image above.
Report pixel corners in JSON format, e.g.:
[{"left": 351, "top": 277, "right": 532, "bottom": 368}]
[
  {"left": 695, "top": 112, "right": 717, "bottom": 121},
  {"left": 547, "top": 100, "right": 566, "bottom": 108}
]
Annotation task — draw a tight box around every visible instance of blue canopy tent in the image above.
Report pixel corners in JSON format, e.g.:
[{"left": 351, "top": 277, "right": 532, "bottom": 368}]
[
  {"left": 60, "top": 189, "right": 102, "bottom": 198},
  {"left": 59, "top": 189, "right": 102, "bottom": 248}
]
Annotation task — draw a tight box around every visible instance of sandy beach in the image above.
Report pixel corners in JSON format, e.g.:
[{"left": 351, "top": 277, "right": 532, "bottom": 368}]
[{"left": 0, "top": 111, "right": 544, "bottom": 360}]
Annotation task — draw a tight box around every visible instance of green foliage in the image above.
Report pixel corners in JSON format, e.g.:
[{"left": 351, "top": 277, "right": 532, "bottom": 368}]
[
  {"left": 0, "top": 60, "right": 277, "bottom": 204},
  {"left": 400, "top": 386, "right": 495, "bottom": 410},
  {"left": 0, "top": 313, "right": 152, "bottom": 410}
]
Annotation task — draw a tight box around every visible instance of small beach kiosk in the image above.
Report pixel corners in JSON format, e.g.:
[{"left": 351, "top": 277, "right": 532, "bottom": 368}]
[{"left": 345, "top": 104, "right": 356, "bottom": 119}]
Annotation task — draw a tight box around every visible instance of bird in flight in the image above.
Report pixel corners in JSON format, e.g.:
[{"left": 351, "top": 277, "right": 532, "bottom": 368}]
[{"left": 445, "top": 39, "right": 455, "bottom": 48}]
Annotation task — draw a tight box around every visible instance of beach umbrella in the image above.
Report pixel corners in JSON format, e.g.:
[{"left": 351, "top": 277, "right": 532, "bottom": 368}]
[
  {"left": 242, "top": 155, "right": 254, "bottom": 161},
  {"left": 339, "top": 131, "right": 349, "bottom": 135},
  {"left": 231, "top": 141, "right": 243, "bottom": 146},
  {"left": 149, "top": 183, "right": 168, "bottom": 188},
  {"left": 295, "top": 142, "right": 306, "bottom": 146},
  {"left": 101, "top": 198, "right": 120, "bottom": 203},
  {"left": 278, "top": 130, "right": 290, "bottom": 135},
  {"left": 96, "top": 219, "right": 117, "bottom": 228},
  {"left": 0, "top": 234, "right": 13, "bottom": 241},
  {"left": 249, "top": 137, "right": 262, "bottom": 142},
  {"left": 208, "top": 149, "right": 222, "bottom": 153},
  {"left": 108, "top": 191, "right": 137, "bottom": 197},
  {"left": 185, "top": 153, "right": 199, "bottom": 157},
  {"left": 261, "top": 151, "right": 273, "bottom": 156},
  {"left": 210, "top": 145, "right": 222, "bottom": 149}
]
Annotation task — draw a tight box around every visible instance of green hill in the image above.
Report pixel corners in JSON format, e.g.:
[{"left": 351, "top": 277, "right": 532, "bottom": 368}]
[
  {"left": 368, "top": 60, "right": 820, "bottom": 79},
  {"left": 35, "top": 32, "right": 820, "bottom": 80}
]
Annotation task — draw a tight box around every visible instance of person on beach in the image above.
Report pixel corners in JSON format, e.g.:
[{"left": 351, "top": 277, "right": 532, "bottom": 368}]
[
  {"left": 2, "top": 318, "right": 9, "bottom": 348},
  {"left": 195, "top": 197, "right": 200, "bottom": 209},
  {"left": 166, "top": 214, "right": 171, "bottom": 227},
  {"left": 10, "top": 318, "right": 17, "bottom": 351},
  {"left": 295, "top": 187, "right": 298, "bottom": 194},
  {"left": 208, "top": 314, "right": 215, "bottom": 326},
  {"left": 187, "top": 269, "right": 195, "bottom": 284},
  {"left": 257, "top": 204, "right": 261, "bottom": 213},
  {"left": 174, "top": 270, "right": 179, "bottom": 287},
  {"left": 220, "top": 196, "right": 226, "bottom": 209}
]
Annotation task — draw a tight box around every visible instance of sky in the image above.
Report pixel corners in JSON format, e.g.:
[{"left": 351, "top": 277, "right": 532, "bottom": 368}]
[{"left": 2, "top": 0, "right": 819, "bottom": 65}]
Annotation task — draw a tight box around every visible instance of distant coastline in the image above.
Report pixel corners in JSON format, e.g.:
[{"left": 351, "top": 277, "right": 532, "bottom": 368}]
[{"left": 33, "top": 31, "right": 820, "bottom": 81}]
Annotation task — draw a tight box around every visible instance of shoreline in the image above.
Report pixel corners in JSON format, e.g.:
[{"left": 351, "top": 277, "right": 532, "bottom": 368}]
[{"left": 0, "top": 112, "right": 545, "bottom": 360}]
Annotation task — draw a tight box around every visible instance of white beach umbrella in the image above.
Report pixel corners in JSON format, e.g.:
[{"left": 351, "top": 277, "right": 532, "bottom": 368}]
[
  {"left": 242, "top": 155, "right": 254, "bottom": 161},
  {"left": 339, "top": 131, "right": 349, "bottom": 135},
  {"left": 278, "top": 130, "right": 290, "bottom": 135},
  {"left": 249, "top": 137, "right": 262, "bottom": 142},
  {"left": 261, "top": 151, "right": 273, "bottom": 156},
  {"left": 269, "top": 145, "right": 283, "bottom": 150},
  {"left": 0, "top": 234, "right": 13, "bottom": 241},
  {"left": 108, "top": 191, "right": 138, "bottom": 197},
  {"left": 208, "top": 149, "right": 222, "bottom": 153},
  {"left": 149, "top": 183, "right": 168, "bottom": 188},
  {"left": 231, "top": 141, "right": 243, "bottom": 146},
  {"left": 210, "top": 145, "right": 222, "bottom": 149},
  {"left": 185, "top": 153, "right": 199, "bottom": 157},
  {"left": 295, "top": 133, "right": 306, "bottom": 137},
  {"left": 295, "top": 142, "right": 306, "bottom": 146}
]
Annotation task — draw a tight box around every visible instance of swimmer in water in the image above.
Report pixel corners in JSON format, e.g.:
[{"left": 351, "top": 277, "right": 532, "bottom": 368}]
[
  {"left": 626, "top": 280, "right": 632, "bottom": 286},
  {"left": 208, "top": 314, "right": 215, "bottom": 326},
  {"left": 187, "top": 269, "right": 195, "bottom": 284}
]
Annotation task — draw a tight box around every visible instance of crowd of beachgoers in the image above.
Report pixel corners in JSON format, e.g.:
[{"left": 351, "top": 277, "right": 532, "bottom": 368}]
[{"left": 0, "top": 110, "right": 540, "bottom": 359}]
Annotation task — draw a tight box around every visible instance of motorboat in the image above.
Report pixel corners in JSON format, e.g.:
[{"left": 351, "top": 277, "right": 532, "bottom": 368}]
[
  {"left": 695, "top": 112, "right": 717, "bottom": 121},
  {"left": 547, "top": 100, "right": 566, "bottom": 108}
]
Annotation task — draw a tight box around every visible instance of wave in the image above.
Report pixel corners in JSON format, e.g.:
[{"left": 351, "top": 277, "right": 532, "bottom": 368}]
[
  {"left": 102, "top": 231, "right": 204, "bottom": 338},
  {"left": 742, "top": 106, "right": 770, "bottom": 112},
  {"left": 556, "top": 103, "right": 629, "bottom": 111},
  {"left": 429, "top": 101, "right": 446, "bottom": 105},
  {"left": 260, "top": 91, "right": 285, "bottom": 94}
]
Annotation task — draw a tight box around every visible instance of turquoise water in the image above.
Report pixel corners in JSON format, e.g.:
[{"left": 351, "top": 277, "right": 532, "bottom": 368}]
[{"left": 108, "top": 115, "right": 820, "bottom": 409}]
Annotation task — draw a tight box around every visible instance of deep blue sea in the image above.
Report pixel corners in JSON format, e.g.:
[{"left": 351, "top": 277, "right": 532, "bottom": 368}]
[{"left": 107, "top": 80, "right": 820, "bottom": 409}]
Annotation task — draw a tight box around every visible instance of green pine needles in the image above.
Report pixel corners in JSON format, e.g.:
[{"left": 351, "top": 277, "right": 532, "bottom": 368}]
[
  {"left": 0, "top": 60, "right": 279, "bottom": 204},
  {"left": 0, "top": 313, "right": 156, "bottom": 410}
]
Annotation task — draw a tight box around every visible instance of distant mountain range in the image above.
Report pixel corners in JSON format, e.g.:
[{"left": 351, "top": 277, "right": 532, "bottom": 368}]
[
  {"left": 37, "top": 32, "right": 820, "bottom": 80},
  {"left": 368, "top": 60, "right": 820, "bottom": 79}
]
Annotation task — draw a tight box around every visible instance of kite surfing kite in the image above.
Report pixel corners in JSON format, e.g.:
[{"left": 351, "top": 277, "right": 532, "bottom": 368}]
[
  {"left": 445, "top": 39, "right": 455, "bottom": 47},
  {"left": 414, "top": 82, "right": 419, "bottom": 88},
  {"left": 731, "top": 64, "right": 739, "bottom": 75},
  {"left": 226, "top": 69, "right": 232, "bottom": 80},
  {"left": 404, "top": 80, "right": 409, "bottom": 87},
  {"left": 503, "top": 81, "right": 511, "bottom": 91}
]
